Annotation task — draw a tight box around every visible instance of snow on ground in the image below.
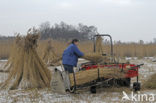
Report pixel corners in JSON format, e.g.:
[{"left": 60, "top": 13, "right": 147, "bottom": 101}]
[
  {"left": 0, "top": 58, "right": 156, "bottom": 103},
  {"left": 130, "top": 57, "right": 156, "bottom": 84},
  {"left": 0, "top": 88, "right": 124, "bottom": 103},
  {"left": 0, "top": 60, "right": 7, "bottom": 70}
]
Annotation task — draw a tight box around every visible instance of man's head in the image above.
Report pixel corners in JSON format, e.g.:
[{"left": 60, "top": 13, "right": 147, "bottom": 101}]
[{"left": 72, "top": 39, "right": 79, "bottom": 45}]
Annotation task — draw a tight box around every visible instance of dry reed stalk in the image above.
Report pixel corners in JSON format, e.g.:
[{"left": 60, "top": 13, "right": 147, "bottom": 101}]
[
  {"left": 0, "top": 35, "right": 22, "bottom": 72},
  {"left": 83, "top": 53, "right": 110, "bottom": 63},
  {"left": 95, "top": 35, "right": 103, "bottom": 54},
  {"left": 1, "top": 39, "right": 156, "bottom": 59},
  {"left": 83, "top": 53, "right": 104, "bottom": 63},
  {"left": 0, "top": 28, "right": 51, "bottom": 90},
  {"left": 143, "top": 73, "right": 156, "bottom": 89},
  {"left": 69, "top": 67, "right": 126, "bottom": 86},
  {"left": 42, "top": 39, "right": 62, "bottom": 66},
  {"left": 0, "top": 40, "right": 12, "bottom": 59},
  {"left": 79, "top": 41, "right": 93, "bottom": 53},
  {"left": 99, "top": 67, "right": 125, "bottom": 78},
  {"left": 69, "top": 69, "right": 98, "bottom": 86}
]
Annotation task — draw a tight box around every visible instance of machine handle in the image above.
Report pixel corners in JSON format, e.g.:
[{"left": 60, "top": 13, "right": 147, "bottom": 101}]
[{"left": 128, "top": 63, "right": 144, "bottom": 71}]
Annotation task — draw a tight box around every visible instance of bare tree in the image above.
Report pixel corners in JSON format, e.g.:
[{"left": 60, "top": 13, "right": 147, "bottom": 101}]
[{"left": 39, "top": 21, "right": 98, "bottom": 40}]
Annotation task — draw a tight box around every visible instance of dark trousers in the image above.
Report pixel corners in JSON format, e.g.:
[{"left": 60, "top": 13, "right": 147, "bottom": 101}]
[{"left": 63, "top": 64, "right": 74, "bottom": 73}]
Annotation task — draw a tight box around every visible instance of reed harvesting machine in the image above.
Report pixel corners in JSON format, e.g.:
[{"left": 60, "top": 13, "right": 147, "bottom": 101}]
[
  {"left": 51, "top": 34, "right": 144, "bottom": 93},
  {"left": 78, "top": 34, "right": 144, "bottom": 93}
]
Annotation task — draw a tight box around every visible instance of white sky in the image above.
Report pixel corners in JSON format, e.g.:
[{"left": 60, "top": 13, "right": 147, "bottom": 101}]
[{"left": 0, "top": 0, "right": 156, "bottom": 42}]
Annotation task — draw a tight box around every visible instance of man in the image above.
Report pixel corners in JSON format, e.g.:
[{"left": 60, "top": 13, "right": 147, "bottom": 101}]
[
  {"left": 62, "top": 39, "right": 84, "bottom": 73},
  {"left": 62, "top": 39, "right": 84, "bottom": 91}
]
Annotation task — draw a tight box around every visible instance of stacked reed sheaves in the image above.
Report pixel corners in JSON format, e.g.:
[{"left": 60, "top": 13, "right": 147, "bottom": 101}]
[{"left": 0, "top": 28, "right": 51, "bottom": 90}]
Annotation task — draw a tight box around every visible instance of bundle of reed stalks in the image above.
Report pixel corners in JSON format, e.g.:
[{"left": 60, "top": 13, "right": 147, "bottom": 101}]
[
  {"left": 95, "top": 35, "right": 103, "bottom": 54},
  {"left": 0, "top": 28, "right": 51, "bottom": 90},
  {"left": 83, "top": 53, "right": 110, "bottom": 64},
  {"left": 83, "top": 53, "right": 103, "bottom": 63},
  {"left": 69, "top": 67, "right": 126, "bottom": 86},
  {"left": 42, "top": 39, "right": 62, "bottom": 66},
  {"left": 0, "top": 35, "right": 21, "bottom": 72}
]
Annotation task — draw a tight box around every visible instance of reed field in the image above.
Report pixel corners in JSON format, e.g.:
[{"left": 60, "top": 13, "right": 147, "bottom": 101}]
[
  {"left": 0, "top": 40, "right": 13, "bottom": 59},
  {"left": 0, "top": 39, "right": 156, "bottom": 60}
]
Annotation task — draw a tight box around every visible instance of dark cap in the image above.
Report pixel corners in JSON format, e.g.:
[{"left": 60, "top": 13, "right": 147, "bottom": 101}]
[{"left": 72, "top": 39, "right": 79, "bottom": 44}]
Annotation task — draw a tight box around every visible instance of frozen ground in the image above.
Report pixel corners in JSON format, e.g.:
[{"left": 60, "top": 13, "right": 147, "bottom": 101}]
[{"left": 0, "top": 58, "right": 156, "bottom": 103}]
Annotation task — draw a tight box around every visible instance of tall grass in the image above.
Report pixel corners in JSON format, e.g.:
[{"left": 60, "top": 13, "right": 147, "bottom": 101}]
[
  {"left": 0, "top": 39, "right": 156, "bottom": 59},
  {"left": 37, "top": 40, "right": 93, "bottom": 58},
  {"left": 113, "top": 43, "right": 156, "bottom": 57},
  {"left": 0, "top": 40, "right": 13, "bottom": 59},
  {"left": 143, "top": 73, "right": 156, "bottom": 89},
  {"left": 37, "top": 39, "right": 66, "bottom": 58}
]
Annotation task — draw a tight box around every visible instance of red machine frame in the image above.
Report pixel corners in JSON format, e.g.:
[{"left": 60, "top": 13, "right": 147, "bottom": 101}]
[{"left": 81, "top": 63, "right": 139, "bottom": 78}]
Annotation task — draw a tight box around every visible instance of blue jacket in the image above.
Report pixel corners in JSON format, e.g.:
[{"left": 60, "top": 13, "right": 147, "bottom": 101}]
[{"left": 62, "top": 44, "right": 84, "bottom": 66}]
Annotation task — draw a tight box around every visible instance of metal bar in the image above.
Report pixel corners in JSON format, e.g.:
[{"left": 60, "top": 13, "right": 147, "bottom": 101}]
[
  {"left": 93, "top": 37, "right": 96, "bottom": 53},
  {"left": 128, "top": 63, "right": 144, "bottom": 71},
  {"left": 93, "top": 34, "right": 114, "bottom": 62},
  {"left": 93, "top": 34, "right": 113, "bottom": 57},
  {"left": 98, "top": 68, "right": 100, "bottom": 80},
  {"left": 121, "top": 63, "right": 124, "bottom": 72},
  {"left": 73, "top": 72, "right": 77, "bottom": 92}
]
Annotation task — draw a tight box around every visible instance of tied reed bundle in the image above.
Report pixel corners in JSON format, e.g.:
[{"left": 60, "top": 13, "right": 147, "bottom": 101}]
[
  {"left": 69, "top": 66, "right": 126, "bottom": 86},
  {"left": 83, "top": 53, "right": 110, "bottom": 64},
  {"left": 1, "top": 28, "right": 51, "bottom": 90}
]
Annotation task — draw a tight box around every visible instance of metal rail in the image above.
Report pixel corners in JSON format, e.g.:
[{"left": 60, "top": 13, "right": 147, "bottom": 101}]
[{"left": 93, "top": 34, "right": 114, "bottom": 62}]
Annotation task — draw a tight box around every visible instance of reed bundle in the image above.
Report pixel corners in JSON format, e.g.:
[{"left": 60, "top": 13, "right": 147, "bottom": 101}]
[
  {"left": 1, "top": 28, "right": 51, "bottom": 90},
  {"left": 42, "top": 39, "right": 62, "bottom": 66},
  {"left": 95, "top": 35, "right": 103, "bottom": 54},
  {"left": 83, "top": 53, "right": 110, "bottom": 64},
  {"left": 69, "top": 67, "right": 126, "bottom": 86}
]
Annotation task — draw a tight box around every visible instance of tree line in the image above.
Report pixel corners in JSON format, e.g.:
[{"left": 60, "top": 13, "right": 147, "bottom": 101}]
[
  {"left": 39, "top": 21, "right": 97, "bottom": 40},
  {"left": 0, "top": 21, "right": 156, "bottom": 44}
]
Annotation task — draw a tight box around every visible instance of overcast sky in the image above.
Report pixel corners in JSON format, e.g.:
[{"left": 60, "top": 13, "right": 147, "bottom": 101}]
[{"left": 0, "top": 0, "right": 156, "bottom": 42}]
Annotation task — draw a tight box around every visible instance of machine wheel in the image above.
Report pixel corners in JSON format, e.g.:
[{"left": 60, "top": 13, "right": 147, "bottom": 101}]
[
  {"left": 90, "top": 86, "right": 96, "bottom": 93},
  {"left": 123, "top": 78, "right": 131, "bottom": 87},
  {"left": 116, "top": 78, "right": 131, "bottom": 87},
  {"left": 133, "top": 82, "right": 141, "bottom": 91}
]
